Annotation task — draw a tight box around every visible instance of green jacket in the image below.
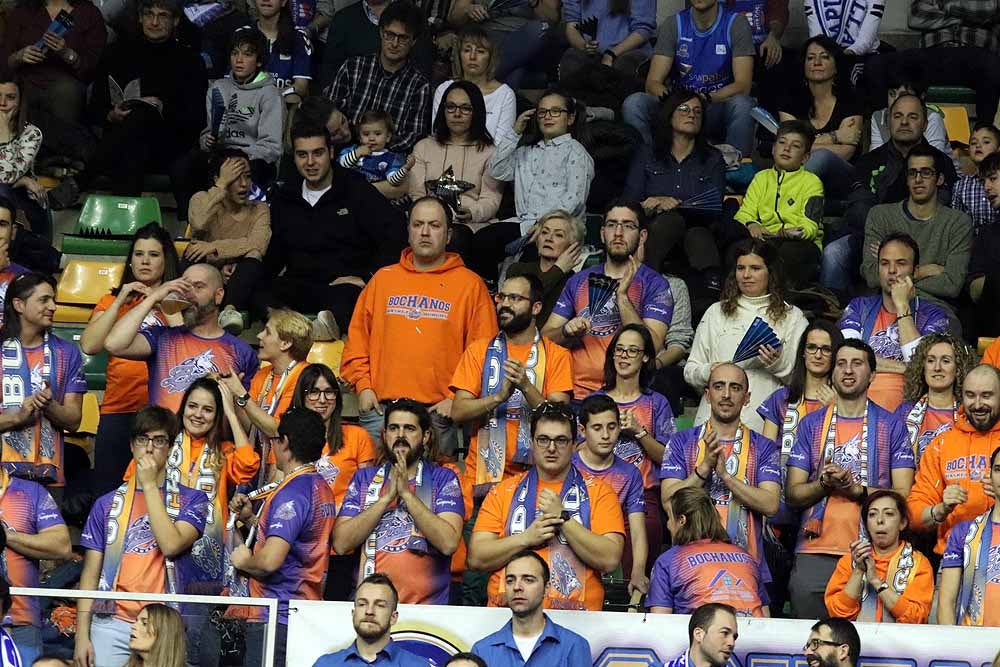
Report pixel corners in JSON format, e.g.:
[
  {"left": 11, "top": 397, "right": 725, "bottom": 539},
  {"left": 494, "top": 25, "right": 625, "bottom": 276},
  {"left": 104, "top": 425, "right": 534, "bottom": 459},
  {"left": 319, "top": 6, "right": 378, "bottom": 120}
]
[{"left": 734, "top": 166, "right": 825, "bottom": 249}]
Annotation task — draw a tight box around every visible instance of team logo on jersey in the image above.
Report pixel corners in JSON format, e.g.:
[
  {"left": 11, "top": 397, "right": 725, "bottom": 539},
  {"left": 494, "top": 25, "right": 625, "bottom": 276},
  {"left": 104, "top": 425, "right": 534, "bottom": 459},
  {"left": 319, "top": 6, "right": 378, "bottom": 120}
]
[
  {"left": 386, "top": 295, "right": 453, "bottom": 321},
  {"left": 124, "top": 515, "right": 159, "bottom": 554},
  {"left": 987, "top": 545, "right": 1000, "bottom": 584},
  {"left": 191, "top": 535, "right": 223, "bottom": 578},
  {"left": 29, "top": 362, "right": 45, "bottom": 393},
  {"left": 377, "top": 509, "right": 415, "bottom": 553},
  {"left": 316, "top": 456, "right": 341, "bottom": 486},
  {"left": 917, "top": 423, "right": 953, "bottom": 461},
  {"left": 832, "top": 433, "right": 863, "bottom": 478},
  {"left": 550, "top": 551, "right": 583, "bottom": 597},
  {"left": 274, "top": 500, "right": 298, "bottom": 521},
  {"left": 161, "top": 350, "right": 218, "bottom": 394},
  {"left": 614, "top": 434, "right": 642, "bottom": 463},
  {"left": 869, "top": 324, "right": 902, "bottom": 361}
]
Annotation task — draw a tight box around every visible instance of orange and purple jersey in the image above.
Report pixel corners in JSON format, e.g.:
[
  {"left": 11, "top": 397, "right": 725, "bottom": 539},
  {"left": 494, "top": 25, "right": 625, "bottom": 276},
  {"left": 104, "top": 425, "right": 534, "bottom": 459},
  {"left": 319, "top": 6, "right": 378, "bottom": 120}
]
[
  {"left": 94, "top": 294, "right": 165, "bottom": 415},
  {"left": 246, "top": 472, "right": 335, "bottom": 624},
  {"left": 597, "top": 390, "right": 676, "bottom": 488},
  {"left": 572, "top": 453, "right": 645, "bottom": 516},
  {"left": 551, "top": 264, "right": 673, "bottom": 398},
  {"left": 0, "top": 263, "right": 28, "bottom": 327},
  {"left": 647, "top": 539, "right": 769, "bottom": 616},
  {"left": 339, "top": 463, "right": 464, "bottom": 604},
  {"left": 140, "top": 326, "right": 258, "bottom": 413},
  {"left": 0, "top": 477, "right": 64, "bottom": 626}
]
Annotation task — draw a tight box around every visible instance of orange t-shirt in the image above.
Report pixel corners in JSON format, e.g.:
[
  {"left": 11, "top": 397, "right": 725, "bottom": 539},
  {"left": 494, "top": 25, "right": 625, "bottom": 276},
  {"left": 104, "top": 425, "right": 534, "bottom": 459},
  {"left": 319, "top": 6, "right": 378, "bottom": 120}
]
[
  {"left": 249, "top": 362, "right": 309, "bottom": 425},
  {"left": 798, "top": 416, "right": 865, "bottom": 556},
  {"left": 94, "top": 294, "right": 165, "bottom": 414},
  {"left": 317, "top": 424, "right": 377, "bottom": 508},
  {"left": 824, "top": 541, "right": 934, "bottom": 623},
  {"left": 450, "top": 336, "right": 573, "bottom": 488},
  {"left": 867, "top": 309, "right": 905, "bottom": 413},
  {"left": 474, "top": 471, "right": 625, "bottom": 611}
]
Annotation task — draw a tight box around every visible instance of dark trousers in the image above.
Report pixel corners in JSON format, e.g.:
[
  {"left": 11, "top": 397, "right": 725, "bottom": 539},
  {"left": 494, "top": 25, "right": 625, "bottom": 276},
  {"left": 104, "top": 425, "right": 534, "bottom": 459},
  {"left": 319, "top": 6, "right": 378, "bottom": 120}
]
[
  {"left": 449, "top": 220, "right": 521, "bottom": 281},
  {"left": 171, "top": 149, "right": 276, "bottom": 221},
  {"left": 323, "top": 553, "right": 357, "bottom": 601},
  {"left": 90, "top": 106, "right": 182, "bottom": 196},
  {"left": 245, "top": 621, "right": 287, "bottom": 667},
  {"left": 644, "top": 207, "right": 746, "bottom": 275},
  {"left": 977, "top": 272, "right": 1000, "bottom": 335},
  {"left": 772, "top": 239, "right": 821, "bottom": 289},
  {"left": 253, "top": 275, "right": 362, "bottom": 333},
  {"left": 651, "top": 363, "right": 699, "bottom": 416},
  {"left": 10, "top": 185, "right": 50, "bottom": 241},
  {"left": 182, "top": 256, "right": 263, "bottom": 312},
  {"left": 22, "top": 73, "right": 94, "bottom": 162},
  {"left": 92, "top": 412, "right": 135, "bottom": 496}
]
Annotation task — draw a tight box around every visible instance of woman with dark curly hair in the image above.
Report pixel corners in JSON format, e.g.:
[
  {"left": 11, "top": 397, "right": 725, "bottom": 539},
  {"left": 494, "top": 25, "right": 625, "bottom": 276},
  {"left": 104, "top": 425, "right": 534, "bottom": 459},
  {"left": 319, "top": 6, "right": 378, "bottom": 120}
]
[
  {"left": 685, "top": 240, "right": 808, "bottom": 431},
  {"left": 893, "top": 333, "right": 974, "bottom": 466}
]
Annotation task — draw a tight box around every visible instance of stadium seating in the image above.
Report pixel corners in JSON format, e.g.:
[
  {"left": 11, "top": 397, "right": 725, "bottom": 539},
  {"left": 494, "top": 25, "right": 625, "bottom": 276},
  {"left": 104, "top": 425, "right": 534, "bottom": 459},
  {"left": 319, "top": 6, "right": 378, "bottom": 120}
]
[
  {"left": 54, "top": 259, "right": 124, "bottom": 324},
  {"left": 62, "top": 195, "right": 163, "bottom": 255},
  {"left": 52, "top": 324, "right": 109, "bottom": 391}
]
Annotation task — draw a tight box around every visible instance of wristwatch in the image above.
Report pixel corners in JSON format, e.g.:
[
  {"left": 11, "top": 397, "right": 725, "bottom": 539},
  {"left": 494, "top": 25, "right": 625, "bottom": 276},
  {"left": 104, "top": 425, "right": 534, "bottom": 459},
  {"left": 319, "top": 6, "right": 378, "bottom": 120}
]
[{"left": 235, "top": 392, "right": 251, "bottom": 408}]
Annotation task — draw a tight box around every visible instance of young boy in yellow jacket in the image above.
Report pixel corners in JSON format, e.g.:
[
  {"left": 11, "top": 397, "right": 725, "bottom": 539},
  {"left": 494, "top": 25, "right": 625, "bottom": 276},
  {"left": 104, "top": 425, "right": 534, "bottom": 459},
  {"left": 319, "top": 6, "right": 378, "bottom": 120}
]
[{"left": 735, "top": 120, "right": 825, "bottom": 288}]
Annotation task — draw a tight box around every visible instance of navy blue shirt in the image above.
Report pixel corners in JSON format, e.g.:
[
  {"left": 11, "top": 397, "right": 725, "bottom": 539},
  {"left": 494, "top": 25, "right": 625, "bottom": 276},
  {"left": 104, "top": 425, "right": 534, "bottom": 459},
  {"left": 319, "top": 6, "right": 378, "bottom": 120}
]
[
  {"left": 471, "top": 617, "right": 591, "bottom": 667},
  {"left": 313, "top": 640, "right": 430, "bottom": 667},
  {"left": 622, "top": 142, "right": 727, "bottom": 204}
]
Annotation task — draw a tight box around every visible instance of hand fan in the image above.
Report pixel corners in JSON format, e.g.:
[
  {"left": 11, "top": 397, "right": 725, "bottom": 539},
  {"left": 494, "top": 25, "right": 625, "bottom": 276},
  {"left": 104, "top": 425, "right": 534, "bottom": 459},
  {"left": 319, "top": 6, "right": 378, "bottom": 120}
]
[
  {"left": 678, "top": 187, "right": 724, "bottom": 213},
  {"left": 588, "top": 273, "right": 619, "bottom": 316},
  {"left": 577, "top": 16, "right": 598, "bottom": 39},
  {"left": 210, "top": 87, "right": 226, "bottom": 139},
  {"left": 732, "top": 316, "right": 782, "bottom": 363}
]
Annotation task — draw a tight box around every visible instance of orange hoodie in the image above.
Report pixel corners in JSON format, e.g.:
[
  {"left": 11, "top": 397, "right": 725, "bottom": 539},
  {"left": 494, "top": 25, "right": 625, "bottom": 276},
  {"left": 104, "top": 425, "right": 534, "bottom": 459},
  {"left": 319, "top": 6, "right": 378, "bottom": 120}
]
[
  {"left": 341, "top": 249, "right": 498, "bottom": 405},
  {"left": 907, "top": 410, "right": 998, "bottom": 554}
]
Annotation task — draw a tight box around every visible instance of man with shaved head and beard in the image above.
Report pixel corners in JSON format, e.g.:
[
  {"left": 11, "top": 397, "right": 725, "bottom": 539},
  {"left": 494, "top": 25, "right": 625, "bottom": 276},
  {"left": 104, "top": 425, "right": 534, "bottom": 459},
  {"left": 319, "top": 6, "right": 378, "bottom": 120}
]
[
  {"left": 909, "top": 364, "right": 1000, "bottom": 560},
  {"left": 660, "top": 363, "right": 781, "bottom": 592},
  {"left": 105, "top": 262, "right": 258, "bottom": 412}
]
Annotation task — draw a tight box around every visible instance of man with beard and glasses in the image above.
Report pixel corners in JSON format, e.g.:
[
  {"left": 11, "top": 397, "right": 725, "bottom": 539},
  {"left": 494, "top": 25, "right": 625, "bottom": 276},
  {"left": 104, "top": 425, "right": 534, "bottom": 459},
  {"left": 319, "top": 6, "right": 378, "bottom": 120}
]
[
  {"left": 334, "top": 399, "right": 465, "bottom": 604},
  {"left": 785, "top": 339, "right": 914, "bottom": 619},
  {"left": 543, "top": 202, "right": 673, "bottom": 401},
  {"left": 660, "top": 363, "right": 781, "bottom": 582},
  {"left": 470, "top": 551, "right": 591, "bottom": 667},
  {"left": 452, "top": 274, "right": 573, "bottom": 498},
  {"left": 662, "top": 603, "right": 739, "bottom": 667},
  {"left": 105, "top": 263, "right": 259, "bottom": 413},
  {"left": 908, "top": 365, "right": 1000, "bottom": 559},
  {"left": 937, "top": 443, "right": 1000, "bottom": 625},
  {"left": 469, "top": 402, "right": 624, "bottom": 611},
  {"left": 802, "top": 618, "right": 860, "bottom": 667},
  {"left": 312, "top": 573, "right": 429, "bottom": 667}
]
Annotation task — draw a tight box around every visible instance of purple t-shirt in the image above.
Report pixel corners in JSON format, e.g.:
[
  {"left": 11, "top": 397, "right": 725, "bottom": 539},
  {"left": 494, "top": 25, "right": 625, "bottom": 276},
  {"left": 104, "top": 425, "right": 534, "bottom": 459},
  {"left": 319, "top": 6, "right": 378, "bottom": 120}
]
[
  {"left": 140, "top": 326, "right": 258, "bottom": 412},
  {"left": 596, "top": 389, "right": 676, "bottom": 490},
  {"left": 339, "top": 463, "right": 463, "bottom": 605},
  {"left": 572, "top": 453, "right": 645, "bottom": 515}
]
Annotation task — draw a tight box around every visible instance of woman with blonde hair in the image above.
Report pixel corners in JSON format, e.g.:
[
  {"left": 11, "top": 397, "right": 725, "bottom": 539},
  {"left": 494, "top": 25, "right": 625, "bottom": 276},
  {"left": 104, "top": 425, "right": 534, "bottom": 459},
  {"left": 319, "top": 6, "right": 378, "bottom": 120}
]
[
  {"left": 646, "top": 486, "right": 770, "bottom": 616},
  {"left": 126, "top": 604, "right": 186, "bottom": 667},
  {"left": 894, "top": 333, "right": 975, "bottom": 465}
]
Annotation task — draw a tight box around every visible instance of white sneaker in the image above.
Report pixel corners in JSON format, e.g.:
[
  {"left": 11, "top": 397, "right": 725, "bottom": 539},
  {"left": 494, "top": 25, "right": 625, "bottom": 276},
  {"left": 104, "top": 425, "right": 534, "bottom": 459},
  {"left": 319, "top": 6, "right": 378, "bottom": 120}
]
[
  {"left": 219, "top": 307, "right": 244, "bottom": 335},
  {"left": 312, "top": 310, "right": 340, "bottom": 341}
]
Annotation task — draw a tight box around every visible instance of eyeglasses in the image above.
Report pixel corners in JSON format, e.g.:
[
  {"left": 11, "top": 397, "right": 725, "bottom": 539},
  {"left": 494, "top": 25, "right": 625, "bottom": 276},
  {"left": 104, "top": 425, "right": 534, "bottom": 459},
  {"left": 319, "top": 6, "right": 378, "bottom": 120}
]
[
  {"left": 494, "top": 292, "right": 531, "bottom": 305},
  {"left": 803, "top": 639, "right": 844, "bottom": 652},
  {"left": 613, "top": 345, "right": 644, "bottom": 359},
  {"left": 906, "top": 168, "right": 937, "bottom": 180},
  {"left": 675, "top": 103, "right": 703, "bottom": 117},
  {"left": 534, "top": 435, "right": 574, "bottom": 449},
  {"left": 536, "top": 107, "right": 568, "bottom": 118},
  {"left": 133, "top": 435, "right": 171, "bottom": 449},
  {"left": 306, "top": 388, "right": 338, "bottom": 401},
  {"left": 141, "top": 9, "right": 173, "bottom": 20},
  {"left": 603, "top": 220, "right": 640, "bottom": 232},
  {"left": 804, "top": 343, "right": 833, "bottom": 356},
  {"left": 444, "top": 102, "right": 475, "bottom": 115},
  {"left": 381, "top": 29, "right": 413, "bottom": 44}
]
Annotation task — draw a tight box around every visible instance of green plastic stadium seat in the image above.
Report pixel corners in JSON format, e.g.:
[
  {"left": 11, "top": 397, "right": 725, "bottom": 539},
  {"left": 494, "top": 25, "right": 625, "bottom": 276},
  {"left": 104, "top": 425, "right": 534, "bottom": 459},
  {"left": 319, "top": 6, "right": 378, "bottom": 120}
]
[
  {"left": 52, "top": 325, "right": 108, "bottom": 392},
  {"left": 926, "top": 86, "right": 976, "bottom": 106},
  {"left": 62, "top": 195, "right": 163, "bottom": 255}
]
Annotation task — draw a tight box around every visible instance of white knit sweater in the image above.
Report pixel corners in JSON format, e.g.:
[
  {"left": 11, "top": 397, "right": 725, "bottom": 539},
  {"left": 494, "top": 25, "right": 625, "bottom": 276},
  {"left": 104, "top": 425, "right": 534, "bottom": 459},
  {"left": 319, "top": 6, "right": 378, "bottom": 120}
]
[{"left": 684, "top": 293, "right": 809, "bottom": 432}]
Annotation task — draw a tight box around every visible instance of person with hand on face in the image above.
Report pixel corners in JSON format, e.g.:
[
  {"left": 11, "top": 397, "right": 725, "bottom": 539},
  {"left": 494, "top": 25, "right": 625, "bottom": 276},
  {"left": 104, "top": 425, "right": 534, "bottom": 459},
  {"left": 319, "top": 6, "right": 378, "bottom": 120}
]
[
  {"left": 894, "top": 333, "right": 973, "bottom": 466},
  {"left": 0, "top": 272, "right": 86, "bottom": 488},
  {"left": 825, "top": 489, "right": 934, "bottom": 623},
  {"left": 735, "top": 120, "right": 826, "bottom": 289},
  {"left": 311, "top": 573, "right": 428, "bottom": 667},
  {"left": 124, "top": 604, "right": 186, "bottom": 667},
  {"left": 489, "top": 90, "right": 595, "bottom": 241},
  {"left": 685, "top": 240, "right": 808, "bottom": 431},
  {"left": 337, "top": 111, "right": 415, "bottom": 202},
  {"left": 785, "top": 339, "right": 915, "bottom": 619},
  {"left": 543, "top": 202, "right": 673, "bottom": 401},
  {"left": 75, "top": 406, "right": 208, "bottom": 667},
  {"left": 103, "top": 263, "right": 259, "bottom": 414},
  {"left": 573, "top": 395, "right": 649, "bottom": 600},
  {"left": 334, "top": 399, "right": 464, "bottom": 604},
  {"left": 661, "top": 363, "right": 780, "bottom": 574},
  {"left": 468, "top": 401, "right": 625, "bottom": 611},
  {"left": 937, "top": 443, "right": 1000, "bottom": 626},
  {"left": 0, "top": 197, "right": 30, "bottom": 323},
  {"left": 341, "top": 196, "right": 497, "bottom": 458},
  {"left": 0, "top": 79, "right": 48, "bottom": 237},
  {"left": 907, "top": 364, "right": 1000, "bottom": 559},
  {"left": 841, "top": 234, "right": 951, "bottom": 412},
  {"left": 952, "top": 123, "right": 1000, "bottom": 233},
  {"left": 225, "top": 407, "right": 336, "bottom": 667},
  {"left": 187, "top": 149, "right": 272, "bottom": 336},
  {"left": 506, "top": 210, "right": 585, "bottom": 325},
  {"left": 81, "top": 223, "right": 178, "bottom": 494},
  {"left": 802, "top": 619, "right": 861, "bottom": 667},
  {"left": 451, "top": 274, "right": 573, "bottom": 499},
  {"left": 660, "top": 604, "right": 744, "bottom": 664},
  {"left": 470, "top": 551, "right": 592, "bottom": 667}
]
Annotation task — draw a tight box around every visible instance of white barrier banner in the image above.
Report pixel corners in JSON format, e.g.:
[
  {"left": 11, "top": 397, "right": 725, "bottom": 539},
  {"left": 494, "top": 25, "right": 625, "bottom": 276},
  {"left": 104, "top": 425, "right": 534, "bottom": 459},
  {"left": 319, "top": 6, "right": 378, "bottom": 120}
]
[{"left": 288, "top": 601, "right": 999, "bottom": 667}]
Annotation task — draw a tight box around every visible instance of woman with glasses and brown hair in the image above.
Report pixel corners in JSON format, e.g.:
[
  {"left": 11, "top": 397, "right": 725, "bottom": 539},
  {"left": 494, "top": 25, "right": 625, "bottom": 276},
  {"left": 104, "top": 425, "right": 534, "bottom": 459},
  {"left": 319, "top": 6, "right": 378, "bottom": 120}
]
[
  {"left": 647, "top": 486, "right": 770, "bottom": 616},
  {"left": 893, "top": 332, "right": 974, "bottom": 466}
]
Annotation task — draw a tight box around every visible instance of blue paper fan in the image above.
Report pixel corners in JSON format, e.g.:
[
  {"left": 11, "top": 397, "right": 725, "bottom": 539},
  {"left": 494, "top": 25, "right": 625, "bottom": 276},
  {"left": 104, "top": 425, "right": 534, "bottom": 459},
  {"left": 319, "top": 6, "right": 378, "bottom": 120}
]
[
  {"left": 732, "top": 316, "right": 782, "bottom": 363},
  {"left": 678, "top": 187, "right": 723, "bottom": 213},
  {"left": 577, "top": 16, "right": 598, "bottom": 39},
  {"left": 588, "top": 273, "right": 618, "bottom": 316},
  {"left": 210, "top": 87, "right": 226, "bottom": 139}
]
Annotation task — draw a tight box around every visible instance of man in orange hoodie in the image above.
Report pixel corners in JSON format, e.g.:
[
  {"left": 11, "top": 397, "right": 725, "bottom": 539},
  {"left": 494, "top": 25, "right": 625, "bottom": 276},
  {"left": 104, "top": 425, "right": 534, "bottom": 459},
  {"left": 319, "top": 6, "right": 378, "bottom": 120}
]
[
  {"left": 341, "top": 196, "right": 498, "bottom": 459},
  {"left": 908, "top": 364, "right": 1000, "bottom": 555}
]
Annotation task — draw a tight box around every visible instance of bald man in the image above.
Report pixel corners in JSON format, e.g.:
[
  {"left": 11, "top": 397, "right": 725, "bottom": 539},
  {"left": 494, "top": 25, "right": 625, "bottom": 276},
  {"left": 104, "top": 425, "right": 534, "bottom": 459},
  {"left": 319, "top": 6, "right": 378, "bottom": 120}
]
[
  {"left": 660, "top": 363, "right": 781, "bottom": 580},
  {"left": 909, "top": 364, "right": 1000, "bottom": 558},
  {"left": 105, "top": 262, "right": 259, "bottom": 412}
]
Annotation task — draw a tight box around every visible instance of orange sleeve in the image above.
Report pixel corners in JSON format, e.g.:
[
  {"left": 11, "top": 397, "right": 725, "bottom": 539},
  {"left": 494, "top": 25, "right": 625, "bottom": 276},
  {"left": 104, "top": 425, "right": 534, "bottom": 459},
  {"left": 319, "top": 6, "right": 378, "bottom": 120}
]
[
  {"left": 590, "top": 478, "right": 625, "bottom": 536},
  {"left": 888, "top": 552, "right": 934, "bottom": 623},
  {"left": 224, "top": 441, "right": 261, "bottom": 485},
  {"left": 542, "top": 341, "right": 575, "bottom": 397},
  {"left": 823, "top": 554, "right": 861, "bottom": 620},
  {"left": 248, "top": 369, "right": 267, "bottom": 403},
  {"left": 93, "top": 293, "right": 114, "bottom": 316},
  {"left": 341, "top": 281, "right": 376, "bottom": 393},
  {"left": 450, "top": 340, "right": 486, "bottom": 396},
  {"left": 345, "top": 426, "right": 377, "bottom": 465},
  {"left": 907, "top": 435, "right": 945, "bottom": 530},
  {"left": 474, "top": 482, "right": 510, "bottom": 535},
  {"left": 466, "top": 279, "right": 500, "bottom": 345},
  {"left": 984, "top": 339, "right": 1000, "bottom": 369}
]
